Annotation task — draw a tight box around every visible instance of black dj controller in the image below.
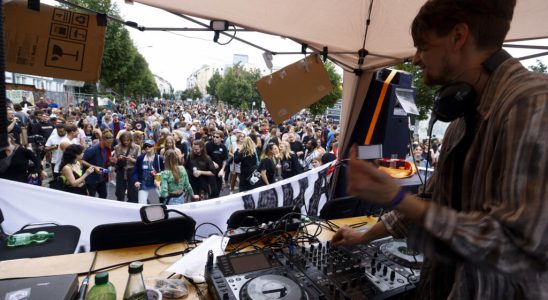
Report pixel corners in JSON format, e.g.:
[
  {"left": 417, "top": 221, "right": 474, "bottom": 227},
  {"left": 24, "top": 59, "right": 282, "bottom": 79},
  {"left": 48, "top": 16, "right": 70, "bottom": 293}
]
[{"left": 205, "top": 237, "right": 422, "bottom": 300}]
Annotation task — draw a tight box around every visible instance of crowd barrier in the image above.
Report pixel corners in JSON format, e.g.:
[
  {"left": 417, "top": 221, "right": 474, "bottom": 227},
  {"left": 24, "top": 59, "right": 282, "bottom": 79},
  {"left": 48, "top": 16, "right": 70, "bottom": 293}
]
[{"left": 0, "top": 163, "right": 333, "bottom": 251}]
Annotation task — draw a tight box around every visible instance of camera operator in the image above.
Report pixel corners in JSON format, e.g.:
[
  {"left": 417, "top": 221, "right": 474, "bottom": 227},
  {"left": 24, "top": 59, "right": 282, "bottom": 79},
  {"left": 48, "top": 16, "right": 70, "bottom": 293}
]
[
  {"left": 7, "top": 109, "right": 23, "bottom": 145},
  {"left": 29, "top": 110, "right": 54, "bottom": 159}
]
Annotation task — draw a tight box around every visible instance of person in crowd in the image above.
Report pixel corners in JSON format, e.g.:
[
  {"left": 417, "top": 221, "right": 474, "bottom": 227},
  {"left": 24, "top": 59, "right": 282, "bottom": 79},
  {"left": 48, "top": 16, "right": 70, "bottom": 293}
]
[
  {"left": 29, "top": 110, "right": 54, "bottom": 146},
  {"left": 157, "top": 149, "right": 195, "bottom": 204},
  {"left": 233, "top": 136, "right": 258, "bottom": 192},
  {"left": 0, "top": 134, "right": 46, "bottom": 183},
  {"left": 187, "top": 140, "right": 217, "bottom": 200},
  {"left": 331, "top": 0, "right": 548, "bottom": 299},
  {"left": 82, "top": 130, "right": 116, "bottom": 198},
  {"left": 303, "top": 138, "right": 325, "bottom": 171},
  {"left": 83, "top": 123, "right": 101, "bottom": 147},
  {"left": 112, "top": 131, "right": 141, "bottom": 202},
  {"left": 45, "top": 124, "right": 67, "bottom": 180},
  {"left": 206, "top": 130, "right": 228, "bottom": 198},
  {"left": 279, "top": 141, "right": 303, "bottom": 180},
  {"left": 160, "top": 135, "right": 184, "bottom": 164},
  {"left": 7, "top": 109, "right": 23, "bottom": 145},
  {"left": 59, "top": 144, "right": 96, "bottom": 195},
  {"left": 132, "top": 131, "right": 144, "bottom": 149},
  {"left": 132, "top": 139, "right": 164, "bottom": 204},
  {"left": 310, "top": 157, "right": 322, "bottom": 169},
  {"left": 227, "top": 131, "right": 244, "bottom": 192},
  {"left": 257, "top": 143, "right": 277, "bottom": 186},
  {"left": 86, "top": 110, "right": 98, "bottom": 128},
  {"left": 172, "top": 131, "right": 189, "bottom": 164}
]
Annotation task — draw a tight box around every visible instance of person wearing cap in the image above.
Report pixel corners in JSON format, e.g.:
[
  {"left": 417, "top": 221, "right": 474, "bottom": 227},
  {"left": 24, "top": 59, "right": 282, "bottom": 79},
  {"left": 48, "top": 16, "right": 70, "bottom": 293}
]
[{"left": 131, "top": 139, "right": 164, "bottom": 204}]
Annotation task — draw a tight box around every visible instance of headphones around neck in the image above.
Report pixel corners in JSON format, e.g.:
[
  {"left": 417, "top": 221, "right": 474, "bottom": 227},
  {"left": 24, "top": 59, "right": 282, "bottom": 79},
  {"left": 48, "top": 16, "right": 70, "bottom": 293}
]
[{"left": 432, "top": 49, "right": 512, "bottom": 123}]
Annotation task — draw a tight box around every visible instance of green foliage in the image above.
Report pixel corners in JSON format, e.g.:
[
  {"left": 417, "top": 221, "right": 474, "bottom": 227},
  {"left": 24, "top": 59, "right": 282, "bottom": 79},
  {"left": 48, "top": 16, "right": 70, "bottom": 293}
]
[
  {"left": 308, "top": 60, "right": 343, "bottom": 116},
  {"left": 206, "top": 71, "right": 222, "bottom": 99},
  {"left": 215, "top": 64, "right": 261, "bottom": 108},
  {"left": 393, "top": 63, "right": 439, "bottom": 120},
  {"left": 185, "top": 86, "right": 203, "bottom": 100},
  {"left": 529, "top": 60, "right": 548, "bottom": 73},
  {"left": 61, "top": 0, "right": 159, "bottom": 101}
]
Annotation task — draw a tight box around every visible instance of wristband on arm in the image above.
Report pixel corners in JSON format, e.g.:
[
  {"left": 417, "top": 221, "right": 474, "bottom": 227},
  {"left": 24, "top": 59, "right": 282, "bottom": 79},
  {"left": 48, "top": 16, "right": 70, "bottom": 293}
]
[{"left": 389, "top": 189, "right": 408, "bottom": 209}]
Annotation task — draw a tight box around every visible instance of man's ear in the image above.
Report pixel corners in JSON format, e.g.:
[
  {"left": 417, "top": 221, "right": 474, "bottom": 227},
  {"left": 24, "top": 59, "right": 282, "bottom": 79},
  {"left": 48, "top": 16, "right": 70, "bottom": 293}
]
[{"left": 452, "top": 23, "right": 470, "bottom": 50}]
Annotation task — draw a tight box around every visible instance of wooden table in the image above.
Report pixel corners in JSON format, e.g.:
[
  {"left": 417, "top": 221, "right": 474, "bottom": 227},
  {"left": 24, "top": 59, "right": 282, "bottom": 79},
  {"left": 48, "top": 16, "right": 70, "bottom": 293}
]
[{"left": 0, "top": 216, "right": 376, "bottom": 299}]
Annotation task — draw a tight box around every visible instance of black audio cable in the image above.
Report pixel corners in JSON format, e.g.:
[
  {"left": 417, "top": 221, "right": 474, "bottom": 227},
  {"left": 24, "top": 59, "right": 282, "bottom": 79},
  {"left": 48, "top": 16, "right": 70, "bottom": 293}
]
[{"left": 76, "top": 251, "right": 98, "bottom": 300}]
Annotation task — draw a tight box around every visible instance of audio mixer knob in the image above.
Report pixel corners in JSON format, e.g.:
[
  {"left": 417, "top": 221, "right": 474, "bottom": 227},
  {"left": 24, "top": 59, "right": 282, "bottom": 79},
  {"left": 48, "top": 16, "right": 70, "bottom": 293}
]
[
  {"left": 376, "top": 262, "right": 382, "bottom": 271},
  {"left": 390, "top": 271, "right": 396, "bottom": 281},
  {"left": 341, "top": 281, "right": 348, "bottom": 290},
  {"left": 383, "top": 266, "right": 388, "bottom": 276}
]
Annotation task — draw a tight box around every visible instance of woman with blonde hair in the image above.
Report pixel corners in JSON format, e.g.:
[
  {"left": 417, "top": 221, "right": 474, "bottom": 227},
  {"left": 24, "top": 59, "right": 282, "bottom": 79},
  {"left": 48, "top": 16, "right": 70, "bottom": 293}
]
[
  {"left": 227, "top": 132, "right": 244, "bottom": 193},
  {"left": 160, "top": 135, "right": 183, "bottom": 163},
  {"left": 279, "top": 141, "right": 303, "bottom": 179},
  {"left": 234, "top": 136, "right": 259, "bottom": 192},
  {"left": 258, "top": 143, "right": 277, "bottom": 186},
  {"left": 157, "top": 150, "right": 194, "bottom": 204}
]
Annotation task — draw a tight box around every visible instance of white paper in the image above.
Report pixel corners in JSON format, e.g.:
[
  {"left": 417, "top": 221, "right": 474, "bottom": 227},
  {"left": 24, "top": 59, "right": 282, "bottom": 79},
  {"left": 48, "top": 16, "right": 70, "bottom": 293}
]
[
  {"left": 165, "top": 235, "right": 229, "bottom": 282},
  {"left": 395, "top": 88, "right": 419, "bottom": 116}
]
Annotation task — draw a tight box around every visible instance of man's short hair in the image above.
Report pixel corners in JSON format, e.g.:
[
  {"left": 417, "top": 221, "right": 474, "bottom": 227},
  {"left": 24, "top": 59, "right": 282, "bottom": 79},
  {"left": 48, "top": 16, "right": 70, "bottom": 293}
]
[{"left": 411, "top": 0, "right": 516, "bottom": 50}]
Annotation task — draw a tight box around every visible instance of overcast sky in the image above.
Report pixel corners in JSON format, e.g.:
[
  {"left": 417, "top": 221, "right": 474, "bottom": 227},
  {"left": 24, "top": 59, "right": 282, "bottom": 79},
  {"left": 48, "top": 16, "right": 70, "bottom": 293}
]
[{"left": 115, "top": 1, "right": 310, "bottom": 91}]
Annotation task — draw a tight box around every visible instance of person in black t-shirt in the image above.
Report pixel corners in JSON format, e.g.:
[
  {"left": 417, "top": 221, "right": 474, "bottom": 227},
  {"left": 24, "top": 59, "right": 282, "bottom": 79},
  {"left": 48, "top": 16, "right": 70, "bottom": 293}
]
[
  {"left": 206, "top": 130, "right": 228, "bottom": 197},
  {"left": 258, "top": 143, "right": 277, "bottom": 186},
  {"left": 187, "top": 140, "right": 217, "bottom": 200}
]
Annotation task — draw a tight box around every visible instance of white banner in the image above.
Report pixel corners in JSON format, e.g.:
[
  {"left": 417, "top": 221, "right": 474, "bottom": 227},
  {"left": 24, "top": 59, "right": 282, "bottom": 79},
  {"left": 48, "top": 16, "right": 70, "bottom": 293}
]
[{"left": 0, "top": 163, "right": 333, "bottom": 251}]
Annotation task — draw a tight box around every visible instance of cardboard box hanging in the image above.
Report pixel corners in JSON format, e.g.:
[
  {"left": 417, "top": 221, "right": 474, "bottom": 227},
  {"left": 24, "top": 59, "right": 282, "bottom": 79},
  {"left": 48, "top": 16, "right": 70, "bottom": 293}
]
[
  {"left": 4, "top": 0, "right": 107, "bottom": 82},
  {"left": 256, "top": 54, "right": 333, "bottom": 124}
]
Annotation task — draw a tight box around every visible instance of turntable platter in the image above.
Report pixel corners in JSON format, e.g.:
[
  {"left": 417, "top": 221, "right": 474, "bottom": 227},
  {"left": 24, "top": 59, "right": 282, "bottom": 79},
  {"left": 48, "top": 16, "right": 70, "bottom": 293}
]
[
  {"left": 380, "top": 240, "right": 423, "bottom": 269},
  {"left": 240, "top": 274, "right": 305, "bottom": 300}
]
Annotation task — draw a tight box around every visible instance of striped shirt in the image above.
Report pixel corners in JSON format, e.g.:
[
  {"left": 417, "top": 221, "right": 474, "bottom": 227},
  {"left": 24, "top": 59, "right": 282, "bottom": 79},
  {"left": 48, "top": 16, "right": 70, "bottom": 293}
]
[{"left": 381, "top": 58, "right": 548, "bottom": 299}]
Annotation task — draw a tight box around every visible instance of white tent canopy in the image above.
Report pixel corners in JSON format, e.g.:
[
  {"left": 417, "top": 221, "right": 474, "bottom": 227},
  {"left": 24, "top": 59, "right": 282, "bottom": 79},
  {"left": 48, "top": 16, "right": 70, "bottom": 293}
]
[{"left": 136, "top": 0, "right": 548, "bottom": 150}]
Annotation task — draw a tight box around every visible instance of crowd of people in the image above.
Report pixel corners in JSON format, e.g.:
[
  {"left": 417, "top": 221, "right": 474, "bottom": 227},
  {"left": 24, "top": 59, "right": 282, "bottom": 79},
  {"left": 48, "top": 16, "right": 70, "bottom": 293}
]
[{"left": 1, "top": 100, "right": 344, "bottom": 204}]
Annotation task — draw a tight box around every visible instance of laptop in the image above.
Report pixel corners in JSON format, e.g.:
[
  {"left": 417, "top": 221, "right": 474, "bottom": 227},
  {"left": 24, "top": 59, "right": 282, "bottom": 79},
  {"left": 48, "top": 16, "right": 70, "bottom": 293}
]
[{"left": 0, "top": 274, "right": 78, "bottom": 300}]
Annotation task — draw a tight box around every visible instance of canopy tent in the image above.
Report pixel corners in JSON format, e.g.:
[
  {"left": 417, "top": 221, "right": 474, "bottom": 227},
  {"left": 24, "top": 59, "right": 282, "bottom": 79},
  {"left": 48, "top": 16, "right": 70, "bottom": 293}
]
[{"left": 135, "top": 0, "right": 548, "bottom": 151}]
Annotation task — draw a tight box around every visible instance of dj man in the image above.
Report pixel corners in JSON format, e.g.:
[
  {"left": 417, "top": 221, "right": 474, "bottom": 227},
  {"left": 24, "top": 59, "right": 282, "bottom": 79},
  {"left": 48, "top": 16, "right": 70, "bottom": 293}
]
[{"left": 332, "top": 0, "right": 547, "bottom": 299}]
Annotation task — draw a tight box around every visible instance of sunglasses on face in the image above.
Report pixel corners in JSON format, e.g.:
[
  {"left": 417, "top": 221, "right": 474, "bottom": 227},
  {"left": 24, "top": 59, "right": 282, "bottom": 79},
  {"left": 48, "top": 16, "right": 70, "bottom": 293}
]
[{"left": 144, "top": 144, "right": 154, "bottom": 148}]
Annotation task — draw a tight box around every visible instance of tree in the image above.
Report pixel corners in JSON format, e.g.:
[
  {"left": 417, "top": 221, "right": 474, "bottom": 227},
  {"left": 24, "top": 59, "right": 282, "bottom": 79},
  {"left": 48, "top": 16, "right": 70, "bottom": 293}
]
[
  {"left": 206, "top": 71, "right": 223, "bottom": 100},
  {"left": 185, "top": 86, "right": 203, "bottom": 100},
  {"left": 215, "top": 64, "right": 261, "bottom": 107},
  {"left": 393, "top": 63, "right": 439, "bottom": 120},
  {"left": 61, "top": 0, "right": 159, "bottom": 101},
  {"left": 308, "top": 61, "right": 343, "bottom": 116},
  {"left": 529, "top": 60, "right": 548, "bottom": 73}
]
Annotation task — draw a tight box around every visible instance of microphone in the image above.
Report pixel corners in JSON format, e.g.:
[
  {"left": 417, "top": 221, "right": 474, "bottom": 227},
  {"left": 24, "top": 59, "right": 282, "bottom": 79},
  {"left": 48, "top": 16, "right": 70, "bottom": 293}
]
[{"left": 428, "top": 114, "right": 437, "bottom": 138}]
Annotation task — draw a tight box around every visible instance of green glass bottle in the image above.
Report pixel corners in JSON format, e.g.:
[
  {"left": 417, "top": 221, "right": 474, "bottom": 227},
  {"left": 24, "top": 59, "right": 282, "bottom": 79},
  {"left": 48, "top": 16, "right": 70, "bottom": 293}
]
[
  {"left": 87, "top": 272, "right": 117, "bottom": 300},
  {"left": 123, "top": 261, "right": 148, "bottom": 300},
  {"left": 6, "top": 231, "right": 54, "bottom": 247}
]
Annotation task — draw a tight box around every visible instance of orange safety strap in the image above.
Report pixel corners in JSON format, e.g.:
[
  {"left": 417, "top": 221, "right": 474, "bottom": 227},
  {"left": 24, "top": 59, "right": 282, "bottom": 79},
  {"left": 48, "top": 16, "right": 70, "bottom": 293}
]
[{"left": 364, "top": 69, "right": 398, "bottom": 144}]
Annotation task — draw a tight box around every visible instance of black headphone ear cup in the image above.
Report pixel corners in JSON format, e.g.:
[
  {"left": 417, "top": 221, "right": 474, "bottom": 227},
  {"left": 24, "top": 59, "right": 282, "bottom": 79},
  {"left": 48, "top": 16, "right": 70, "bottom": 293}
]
[{"left": 433, "top": 82, "right": 476, "bottom": 122}]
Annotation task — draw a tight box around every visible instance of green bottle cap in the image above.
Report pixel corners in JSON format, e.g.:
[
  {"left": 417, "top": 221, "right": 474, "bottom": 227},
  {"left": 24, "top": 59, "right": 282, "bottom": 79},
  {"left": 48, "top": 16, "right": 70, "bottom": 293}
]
[
  {"left": 94, "top": 272, "right": 109, "bottom": 285},
  {"left": 128, "top": 261, "right": 143, "bottom": 274}
]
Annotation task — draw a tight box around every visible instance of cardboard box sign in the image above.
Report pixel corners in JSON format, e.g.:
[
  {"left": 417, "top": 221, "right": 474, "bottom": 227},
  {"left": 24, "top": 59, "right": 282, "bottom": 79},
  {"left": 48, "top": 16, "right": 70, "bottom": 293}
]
[
  {"left": 4, "top": 0, "right": 107, "bottom": 82},
  {"left": 256, "top": 54, "right": 333, "bottom": 124}
]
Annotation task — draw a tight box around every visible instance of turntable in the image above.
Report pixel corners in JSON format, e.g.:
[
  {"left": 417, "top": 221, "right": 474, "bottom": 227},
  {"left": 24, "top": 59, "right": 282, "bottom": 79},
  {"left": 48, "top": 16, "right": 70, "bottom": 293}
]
[
  {"left": 380, "top": 240, "right": 423, "bottom": 269},
  {"left": 240, "top": 275, "right": 306, "bottom": 300}
]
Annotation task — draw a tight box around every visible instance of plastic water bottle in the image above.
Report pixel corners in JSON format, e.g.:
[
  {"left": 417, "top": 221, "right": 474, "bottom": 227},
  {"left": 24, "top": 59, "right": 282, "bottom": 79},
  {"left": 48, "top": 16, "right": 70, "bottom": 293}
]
[
  {"left": 6, "top": 231, "right": 54, "bottom": 247},
  {"left": 87, "top": 272, "right": 117, "bottom": 300},
  {"left": 123, "top": 261, "right": 148, "bottom": 300}
]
